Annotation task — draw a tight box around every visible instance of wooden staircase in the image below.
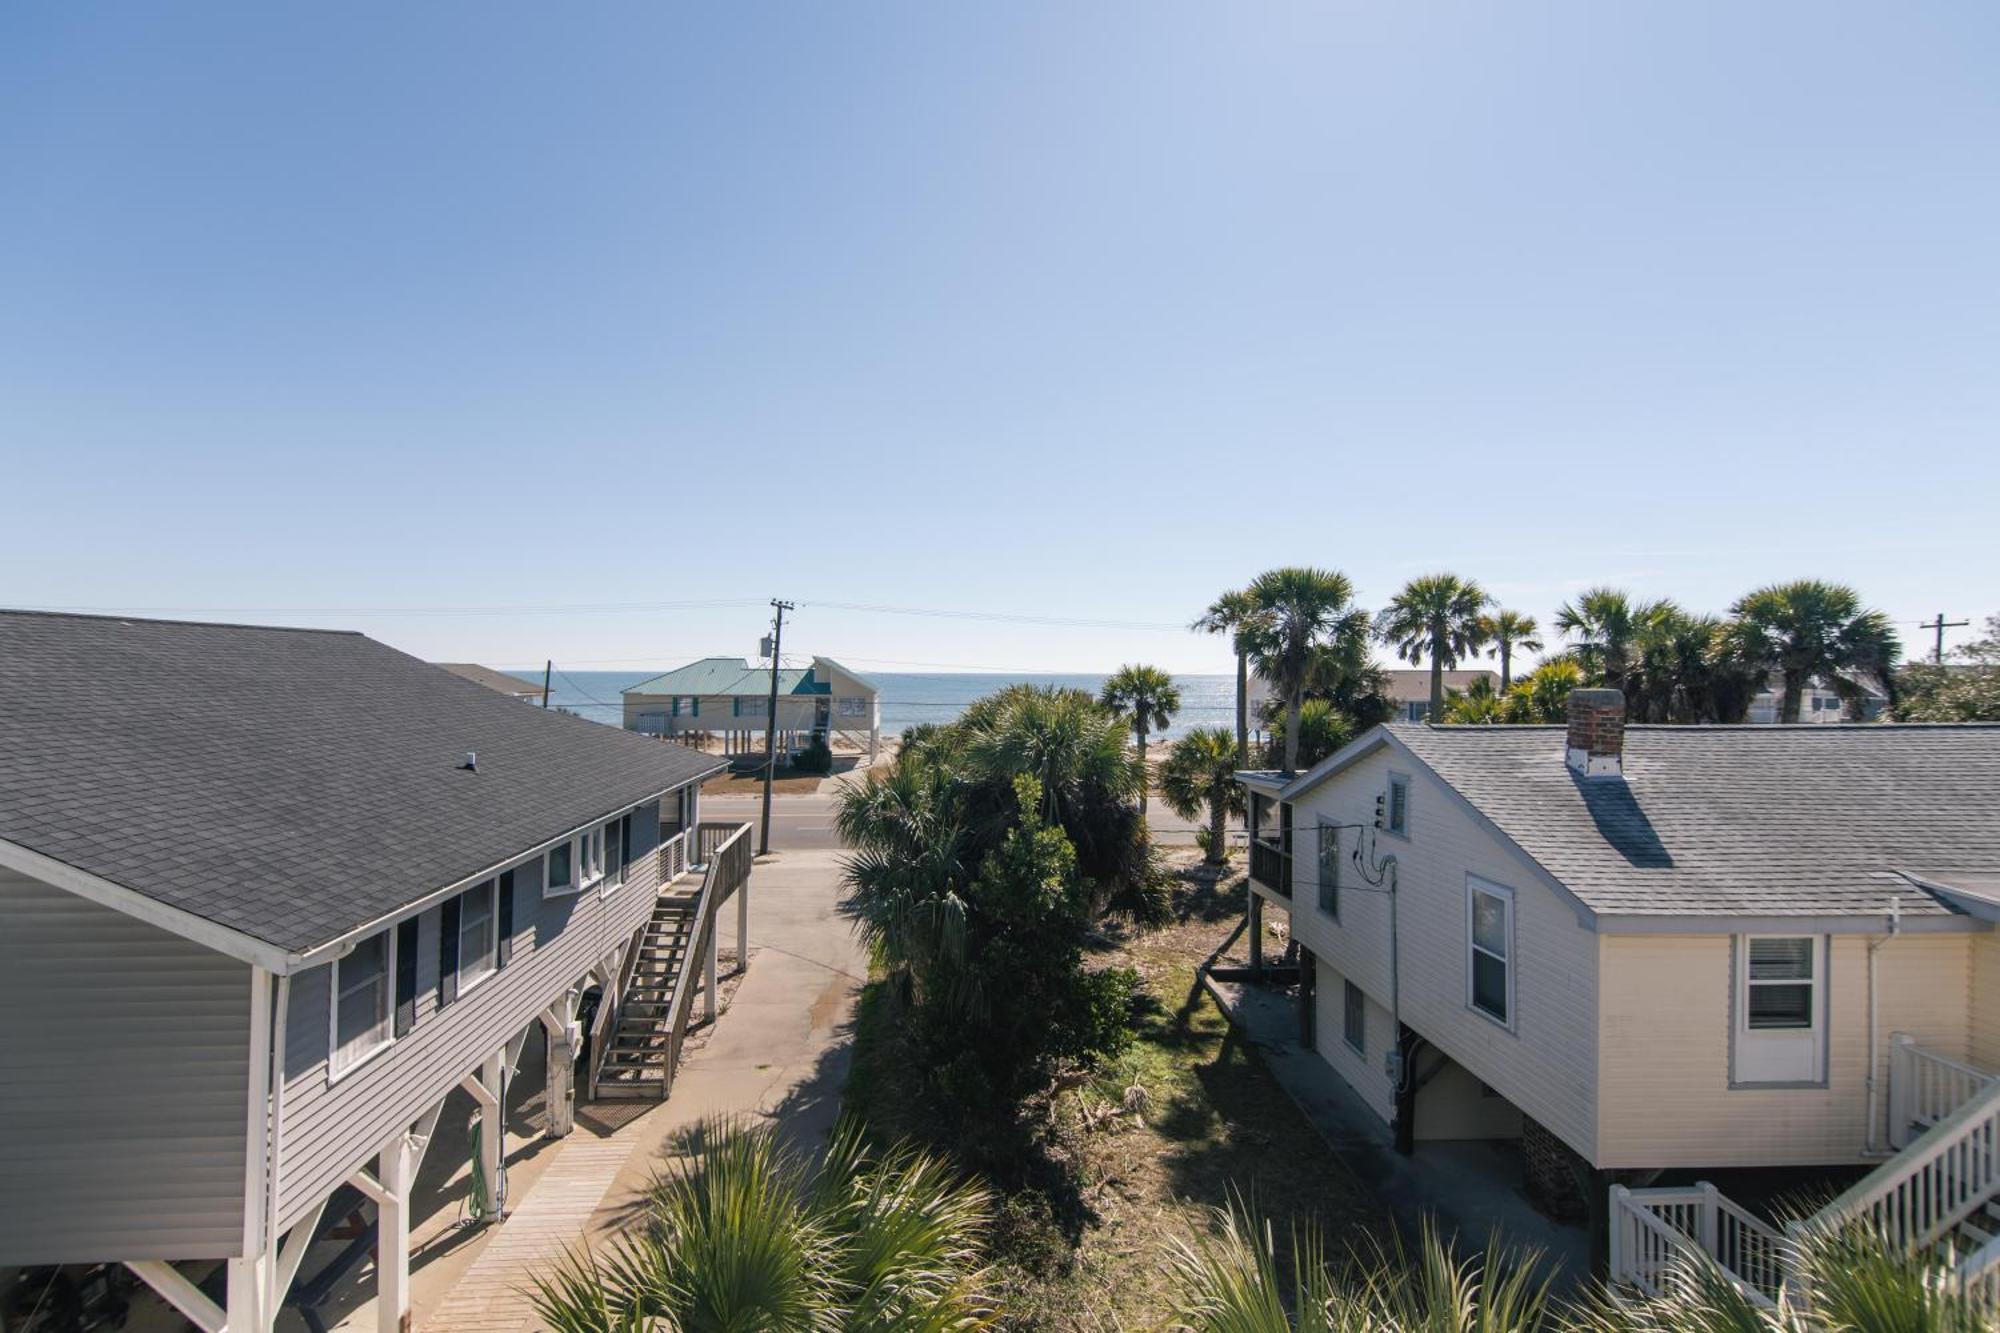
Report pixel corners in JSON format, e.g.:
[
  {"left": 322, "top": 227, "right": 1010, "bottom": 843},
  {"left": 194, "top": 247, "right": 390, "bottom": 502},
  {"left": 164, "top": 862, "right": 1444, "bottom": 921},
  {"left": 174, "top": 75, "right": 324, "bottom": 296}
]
[
  {"left": 590, "top": 822, "right": 754, "bottom": 1103},
  {"left": 594, "top": 893, "right": 700, "bottom": 1099}
]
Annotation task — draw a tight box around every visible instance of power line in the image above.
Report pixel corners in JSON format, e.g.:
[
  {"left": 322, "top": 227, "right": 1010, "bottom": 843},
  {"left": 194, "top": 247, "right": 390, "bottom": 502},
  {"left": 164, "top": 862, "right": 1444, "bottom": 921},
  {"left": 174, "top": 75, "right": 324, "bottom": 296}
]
[{"left": 796, "top": 599, "right": 1190, "bottom": 632}]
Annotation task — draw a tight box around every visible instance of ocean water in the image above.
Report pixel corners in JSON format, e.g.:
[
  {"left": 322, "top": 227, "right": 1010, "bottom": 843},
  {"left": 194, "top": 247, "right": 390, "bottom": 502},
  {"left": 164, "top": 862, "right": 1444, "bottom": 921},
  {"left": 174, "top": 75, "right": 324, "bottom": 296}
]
[{"left": 516, "top": 669, "right": 1238, "bottom": 742}]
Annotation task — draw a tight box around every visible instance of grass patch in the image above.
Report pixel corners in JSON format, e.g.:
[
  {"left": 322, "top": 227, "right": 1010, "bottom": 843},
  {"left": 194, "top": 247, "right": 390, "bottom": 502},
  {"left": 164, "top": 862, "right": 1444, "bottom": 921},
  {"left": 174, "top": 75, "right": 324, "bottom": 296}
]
[{"left": 843, "top": 853, "right": 1389, "bottom": 1330}]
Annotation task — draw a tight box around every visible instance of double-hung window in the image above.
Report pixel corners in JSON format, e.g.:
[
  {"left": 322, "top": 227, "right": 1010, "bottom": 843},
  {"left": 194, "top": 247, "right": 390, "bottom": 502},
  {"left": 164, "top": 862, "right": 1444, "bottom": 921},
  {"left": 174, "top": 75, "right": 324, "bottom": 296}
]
[
  {"left": 1466, "top": 877, "right": 1514, "bottom": 1027},
  {"left": 579, "top": 824, "right": 606, "bottom": 889},
  {"left": 1343, "top": 980, "right": 1366, "bottom": 1054},
  {"left": 457, "top": 879, "right": 499, "bottom": 994},
  {"left": 546, "top": 841, "right": 576, "bottom": 897},
  {"left": 331, "top": 928, "right": 394, "bottom": 1077},
  {"left": 1316, "top": 820, "right": 1340, "bottom": 919},
  {"left": 602, "top": 815, "right": 629, "bottom": 895},
  {"left": 1734, "top": 936, "right": 1824, "bottom": 1084}
]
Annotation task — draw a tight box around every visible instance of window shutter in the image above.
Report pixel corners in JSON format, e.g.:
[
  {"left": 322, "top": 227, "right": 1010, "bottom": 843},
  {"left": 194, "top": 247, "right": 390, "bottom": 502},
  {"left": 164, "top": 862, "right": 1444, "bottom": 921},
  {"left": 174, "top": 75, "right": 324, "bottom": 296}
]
[
  {"left": 394, "top": 918, "right": 419, "bottom": 1037},
  {"left": 438, "top": 896, "right": 461, "bottom": 1008},
  {"left": 497, "top": 869, "right": 516, "bottom": 968}
]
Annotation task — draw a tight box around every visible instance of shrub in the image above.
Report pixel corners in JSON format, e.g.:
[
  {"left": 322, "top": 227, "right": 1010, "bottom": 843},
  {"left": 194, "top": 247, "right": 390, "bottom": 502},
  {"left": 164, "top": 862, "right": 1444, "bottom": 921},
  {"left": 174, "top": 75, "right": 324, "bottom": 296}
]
[{"left": 792, "top": 737, "right": 834, "bottom": 774}]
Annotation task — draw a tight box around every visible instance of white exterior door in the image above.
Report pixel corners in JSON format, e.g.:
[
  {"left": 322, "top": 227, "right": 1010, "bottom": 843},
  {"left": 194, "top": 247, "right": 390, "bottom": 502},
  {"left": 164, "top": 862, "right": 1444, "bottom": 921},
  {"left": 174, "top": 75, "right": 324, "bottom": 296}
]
[{"left": 1733, "top": 935, "right": 1825, "bottom": 1085}]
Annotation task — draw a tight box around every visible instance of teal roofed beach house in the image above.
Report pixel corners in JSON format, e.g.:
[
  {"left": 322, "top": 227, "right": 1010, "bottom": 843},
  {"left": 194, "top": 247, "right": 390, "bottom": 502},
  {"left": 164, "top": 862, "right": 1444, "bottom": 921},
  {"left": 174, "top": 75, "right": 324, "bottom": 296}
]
[{"left": 622, "top": 655, "right": 880, "bottom": 762}]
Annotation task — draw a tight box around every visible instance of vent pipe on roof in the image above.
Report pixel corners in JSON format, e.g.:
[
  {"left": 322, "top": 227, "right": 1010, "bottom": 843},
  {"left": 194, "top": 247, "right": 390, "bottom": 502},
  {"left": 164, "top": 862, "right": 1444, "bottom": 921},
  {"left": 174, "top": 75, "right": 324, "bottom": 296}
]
[
  {"left": 1565, "top": 689, "right": 1626, "bottom": 779},
  {"left": 461, "top": 750, "right": 478, "bottom": 772}
]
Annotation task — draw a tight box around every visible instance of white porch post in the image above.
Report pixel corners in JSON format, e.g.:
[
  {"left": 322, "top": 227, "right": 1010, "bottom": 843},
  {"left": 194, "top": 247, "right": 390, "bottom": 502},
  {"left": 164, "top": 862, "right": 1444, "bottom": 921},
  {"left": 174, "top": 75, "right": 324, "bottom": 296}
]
[
  {"left": 470, "top": 1052, "right": 506, "bottom": 1214},
  {"left": 376, "top": 1133, "right": 417, "bottom": 1333},
  {"left": 704, "top": 918, "right": 719, "bottom": 1022},
  {"left": 541, "top": 997, "right": 579, "bottom": 1138},
  {"left": 736, "top": 870, "right": 749, "bottom": 968}
]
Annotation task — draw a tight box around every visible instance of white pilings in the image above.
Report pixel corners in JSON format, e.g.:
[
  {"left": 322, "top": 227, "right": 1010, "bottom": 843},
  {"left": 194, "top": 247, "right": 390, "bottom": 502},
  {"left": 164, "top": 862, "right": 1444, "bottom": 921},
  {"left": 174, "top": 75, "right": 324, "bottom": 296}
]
[
  {"left": 460, "top": 1053, "right": 507, "bottom": 1217},
  {"left": 540, "top": 995, "right": 580, "bottom": 1138}
]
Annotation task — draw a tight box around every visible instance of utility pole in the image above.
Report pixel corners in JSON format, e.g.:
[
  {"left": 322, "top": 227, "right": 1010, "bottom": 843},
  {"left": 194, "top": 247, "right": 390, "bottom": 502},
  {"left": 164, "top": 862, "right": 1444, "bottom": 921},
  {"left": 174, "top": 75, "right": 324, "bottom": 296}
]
[
  {"left": 759, "top": 600, "right": 794, "bottom": 856},
  {"left": 541, "top": 659, "right": 553, "bottom": 708},
  {"left": 1919, "top": 613, "right": 1968, "bottom": 664}
]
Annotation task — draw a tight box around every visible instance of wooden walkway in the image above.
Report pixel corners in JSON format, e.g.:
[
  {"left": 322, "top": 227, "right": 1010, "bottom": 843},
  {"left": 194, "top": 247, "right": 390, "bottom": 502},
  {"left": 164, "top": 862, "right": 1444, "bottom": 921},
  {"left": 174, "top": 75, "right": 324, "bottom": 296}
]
[{"left": 420, "top": 1138, "right": 633, "bottom": 1333}]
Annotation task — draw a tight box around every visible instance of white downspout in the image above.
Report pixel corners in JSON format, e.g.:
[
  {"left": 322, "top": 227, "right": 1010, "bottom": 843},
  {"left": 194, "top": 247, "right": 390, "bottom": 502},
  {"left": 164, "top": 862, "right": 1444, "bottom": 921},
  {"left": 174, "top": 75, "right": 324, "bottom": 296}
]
[{"left": 1863, "top": 896, "right": 1901, "bottom": 1156}]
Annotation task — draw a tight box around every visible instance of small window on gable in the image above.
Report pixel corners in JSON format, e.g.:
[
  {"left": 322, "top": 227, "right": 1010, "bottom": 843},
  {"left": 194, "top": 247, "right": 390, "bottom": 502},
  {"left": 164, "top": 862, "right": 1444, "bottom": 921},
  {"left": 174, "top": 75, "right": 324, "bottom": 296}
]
[
  {"left": 1316, "top": 820, "right": 1340, "bottom": 918},
  {"left": 546, "top": 841, "right": 575, "bottom": 897},
  {"left": 1343, "top": 980, "right": 1365, "bottom": 1055},
  {"left": 332, "top": 928, "right": 394, "bottom": 1077},
  {"left": 1467, "top": 877, "right": 1513, "bottom": 1027},
  {"left": 1387, "top": 774, "right": 1410, "bottom": 836}
]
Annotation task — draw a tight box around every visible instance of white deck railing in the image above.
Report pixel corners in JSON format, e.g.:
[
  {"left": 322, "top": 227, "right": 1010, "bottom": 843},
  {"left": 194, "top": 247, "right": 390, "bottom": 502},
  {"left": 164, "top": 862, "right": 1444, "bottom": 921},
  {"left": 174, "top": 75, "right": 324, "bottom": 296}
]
[
  {"left": 660, "top": 829, "right": 690, "bottom": 883},
  {"left": 1611, "top": 1042, "right": 2000, "bottom": 1313},
  {"left": 1888, "top": 1033, "right": 1998, "bottom": 1149},
  {"left": 1805, "top": 1074, "right": 2000, "bottom": 1255},
  {"left": 1609, "top": 1183, "right": 1783, "bottom": 1306}
]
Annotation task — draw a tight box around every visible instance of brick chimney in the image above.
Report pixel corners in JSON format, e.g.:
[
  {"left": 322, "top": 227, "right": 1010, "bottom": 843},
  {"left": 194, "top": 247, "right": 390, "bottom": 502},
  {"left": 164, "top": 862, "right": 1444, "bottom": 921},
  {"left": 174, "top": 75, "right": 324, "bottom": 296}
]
[{"left": 1565, "top": 688, "right": 1626, "bottom": 779}]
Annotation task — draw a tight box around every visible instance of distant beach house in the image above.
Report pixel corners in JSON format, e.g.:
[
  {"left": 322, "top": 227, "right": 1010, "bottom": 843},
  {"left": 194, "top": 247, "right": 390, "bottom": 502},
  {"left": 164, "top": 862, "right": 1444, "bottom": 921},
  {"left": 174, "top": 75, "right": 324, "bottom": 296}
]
[
  {"left": 435, "top": 661, "right": 545, "bottom": 703},
  {"left": 622, "top": 655, "right": 881, "bottom": 762},
  {"left": 1747, "top": 670, "right": 1890, "bottom": 723},
  {"left": 0, "top": 611, "right": 753, "bottom": 1333},
  {"left": 1253, "top": 666, "right": 1502, "bottom": 723},
  {"left": 1238, "top": 691, "right": 2000, "bottom": 1291}
]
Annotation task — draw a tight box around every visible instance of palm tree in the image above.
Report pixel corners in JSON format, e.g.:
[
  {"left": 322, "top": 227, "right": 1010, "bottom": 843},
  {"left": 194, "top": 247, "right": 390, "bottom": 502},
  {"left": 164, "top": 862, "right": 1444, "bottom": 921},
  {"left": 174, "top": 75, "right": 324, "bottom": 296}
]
[
  {"left": 1506, "top": 657, "right": 1583, "bottom": 723},
  {"left": 1193, "top": 589, "right": 1265, "bottom": 770},
  {"left": 1260, "top": 699, "right": 1354, "bottom": 770},
  {"left": 529, "top": 1118, "right": 996, "bottom": 1332},
  {"left": 1159, "top": 727, "right": 1243, "bottom": 866},
  {"left": 1167, "top": 1202, "right": 1552, "bottom": 1332},
  {"left": 1556, "top": 587, "right": 1675, "bottom": 693},
  {"left": 1443, "top": 674, "right": 1509, "bottom": 724},
  {"left": 1243, "top": 568, "right": 1369, "bottom": 778},
  {"left": 1480, "top": 609, "right": 1542, "bottom": 692},
  {"left": 1732, "top": 580, "right": 1903, "bottom": 723},
  {"left": 1099, "top": 664, "right": 1181, "bottom": 815},
  {"left": 1374, "top": 573, "right": 1493, "bottom": 721}
]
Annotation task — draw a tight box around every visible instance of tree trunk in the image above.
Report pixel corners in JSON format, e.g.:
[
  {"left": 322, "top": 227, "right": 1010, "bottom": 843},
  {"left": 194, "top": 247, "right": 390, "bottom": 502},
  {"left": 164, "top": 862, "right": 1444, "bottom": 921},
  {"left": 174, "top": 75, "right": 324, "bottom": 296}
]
[
  {"left": 1782, "top": 670, "right": 1805, "bottom": 724},
  {"left": 1234, "top": 651, "right": 1248, "bottom": 770},
  {"left": 1283, "top": 691, "right": 1303, "bottom": 776},
  {"left": 1500, "top": 643, "right": 1513, "bottom": 692},
  {"left": 1429, "top": 635, "right": 1445, "bottom": 720},
  {"left": 1206, "top": 785, "right": 1228, "bottom": 866},
  {"left": 1136, "top": 718, "right": 1148, "bottom": 815}
]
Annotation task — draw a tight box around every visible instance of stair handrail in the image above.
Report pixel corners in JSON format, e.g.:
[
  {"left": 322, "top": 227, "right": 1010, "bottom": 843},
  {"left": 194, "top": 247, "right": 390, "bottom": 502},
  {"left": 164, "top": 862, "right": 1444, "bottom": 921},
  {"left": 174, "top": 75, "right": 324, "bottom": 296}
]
[
  {"left": 1959, "top": 1228, "right": 2000, "bottom": 1307},
  {"left": 657, "top": 821, "right": 753, "bottom": 1092},
  {"left": 1610, "top": 1184, "right": 1779, "bottom": 1307},
  {"left": 1802, "top": 1075, "right": 2000, "bottom": 1251}
]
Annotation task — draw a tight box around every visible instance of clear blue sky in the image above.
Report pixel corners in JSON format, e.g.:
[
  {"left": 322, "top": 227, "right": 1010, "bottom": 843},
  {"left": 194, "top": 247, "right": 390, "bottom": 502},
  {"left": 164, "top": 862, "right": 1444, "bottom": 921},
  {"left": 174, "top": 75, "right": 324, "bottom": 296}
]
[{"left": 4, "top": 3, "right": 1995, "bottom": 674}]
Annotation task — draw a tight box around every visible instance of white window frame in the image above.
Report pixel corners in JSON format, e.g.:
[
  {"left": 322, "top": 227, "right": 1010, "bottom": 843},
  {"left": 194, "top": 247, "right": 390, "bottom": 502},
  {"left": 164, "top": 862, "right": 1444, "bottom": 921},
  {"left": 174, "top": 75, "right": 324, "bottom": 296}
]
[
  {"left": 600, "top": 815, "right": 628, "bottom": 898},
  {"left": 1732, "top": 934, "right": 1827, "bottom": 1087},
  {"left": 457, "top": 880, "right": 499, "bottom": 996},
  {"left": 329, "top": 927, "right": 395, "bottom": 1081},
  {"left": 579, "top": 824, "right": 607, "bottom": 890},
  {"left": 1342, "top": 979, "right": 1366, "bottom": 1055},
  {"left": 545, "top": 840, "right": 577, "bottom": 898},
  {"left": 1465, "top": 875, "right": 1515, "bottom": 1030},
  {"left": 1316, "top": 817, "right": 1340, "bottom": 919},
  {"left": 1386, "top": 772, "right": 1411, "bottom": 838}
]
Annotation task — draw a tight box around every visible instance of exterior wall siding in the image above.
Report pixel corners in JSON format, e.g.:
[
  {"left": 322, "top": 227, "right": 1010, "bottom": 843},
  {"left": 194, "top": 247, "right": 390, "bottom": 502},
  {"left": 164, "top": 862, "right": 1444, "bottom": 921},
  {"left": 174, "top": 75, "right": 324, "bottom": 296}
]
[
  {"left": 1312, "top": 955, "right": 1396, "bottom": 1123},
  {"left": 1276, "top": 745, "right": 1601, "bottom": 1161},
  {"left": 1972, "top": 933, "right": 2000, "bottom": 1073},
  {"left": 275, "top": 799, "right": 666, "bottom": 1229},
  {"left": 1596, "top": 932, "right": 1974, "bottom": 1168},
  {"left": 0, "top": 868, "right": 251, "bottom": 1265}
]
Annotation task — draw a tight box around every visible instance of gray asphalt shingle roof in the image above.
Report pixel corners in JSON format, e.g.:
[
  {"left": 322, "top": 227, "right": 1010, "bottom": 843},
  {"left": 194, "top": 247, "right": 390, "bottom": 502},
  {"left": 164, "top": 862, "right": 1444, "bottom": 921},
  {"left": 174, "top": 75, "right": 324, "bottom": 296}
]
[
  {"left": 0, "top": 611, "right": 724, "bottom": 954},
  {"left": 1383, "top": 722, "right": 2000, "bottom": 920}
]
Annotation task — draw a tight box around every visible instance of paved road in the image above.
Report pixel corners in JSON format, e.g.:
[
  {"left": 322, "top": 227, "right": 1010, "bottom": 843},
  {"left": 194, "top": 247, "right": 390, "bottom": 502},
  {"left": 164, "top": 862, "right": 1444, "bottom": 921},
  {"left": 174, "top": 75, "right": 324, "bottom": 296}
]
[{"left": 701, "top": 788, "right": 1207, "bottom": 852}]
